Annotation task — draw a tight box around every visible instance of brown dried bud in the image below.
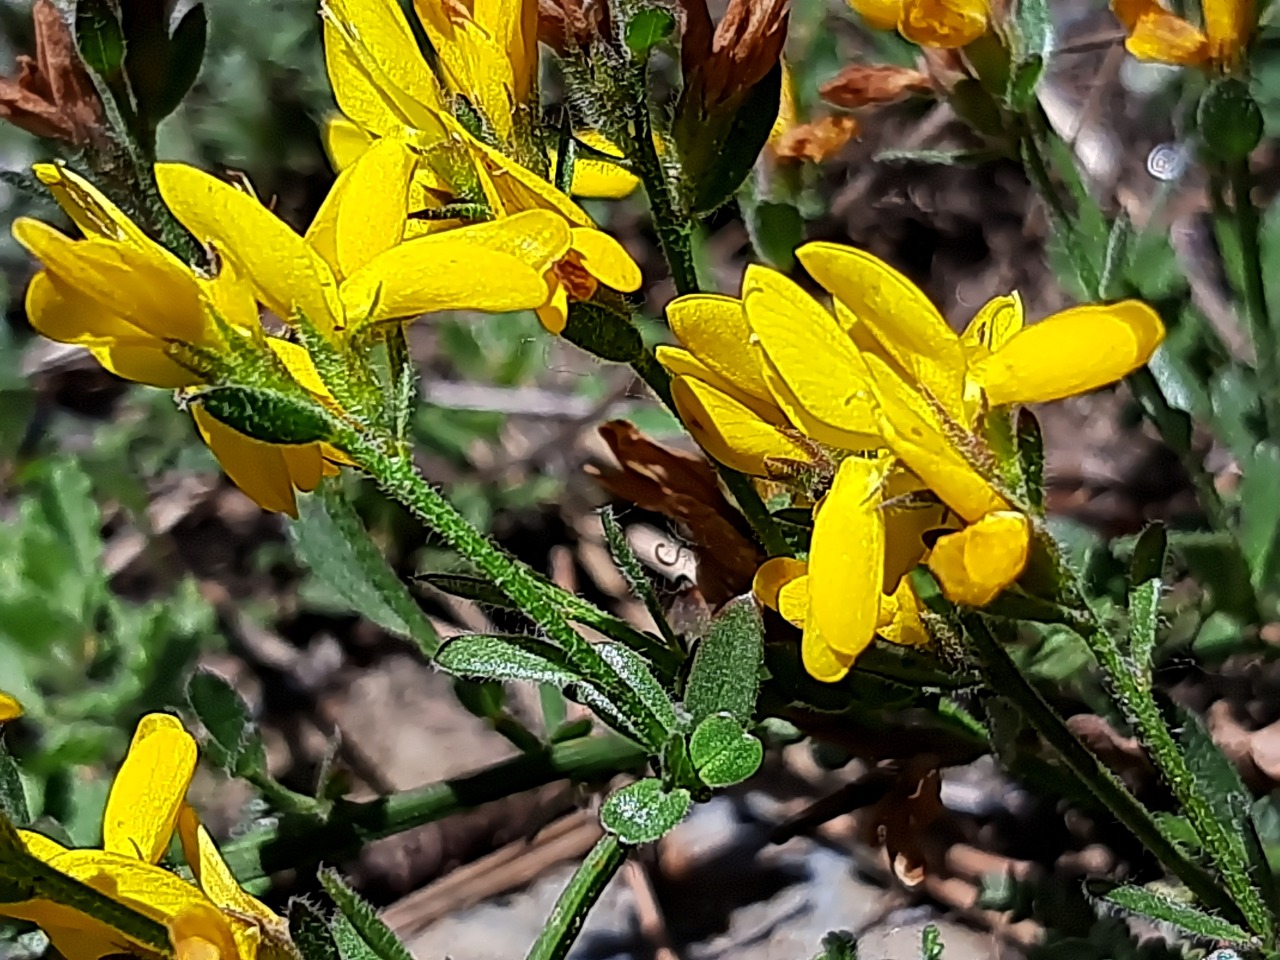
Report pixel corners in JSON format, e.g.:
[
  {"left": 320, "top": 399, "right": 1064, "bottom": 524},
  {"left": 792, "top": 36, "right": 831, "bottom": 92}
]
[
  {"left": 538, "top": 0, "right": 611, "bottom": 53},
  {"left": 679, "top": 0, "right": 789, "bottom": 108},
  {"left": 0, "top": 0, "right": 103, "bottom": 144},
  {"left": 820, "top": 63, "right": 933, "bottom": 109},
  {"left": 772, "top": 114, "right": 859, "bottom": 163}
]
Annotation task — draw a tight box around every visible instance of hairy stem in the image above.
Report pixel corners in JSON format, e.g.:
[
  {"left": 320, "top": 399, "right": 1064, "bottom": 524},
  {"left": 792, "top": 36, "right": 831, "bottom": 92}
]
[
  {"left": 525, "top": 834, "right": 627, "bottom": 960},
  {"left": 1228, "top": 159, "right": 1280, "bottom": 439}
]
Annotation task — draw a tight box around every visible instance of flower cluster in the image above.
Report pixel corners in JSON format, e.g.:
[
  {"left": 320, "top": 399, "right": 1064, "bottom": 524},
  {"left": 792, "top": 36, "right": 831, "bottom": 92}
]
[
  {"left": 659, "top": 246, "right": 1164, "bottom": 681},
  {"left": 0, "top": 713, "right": 283, "bottom": 960}
]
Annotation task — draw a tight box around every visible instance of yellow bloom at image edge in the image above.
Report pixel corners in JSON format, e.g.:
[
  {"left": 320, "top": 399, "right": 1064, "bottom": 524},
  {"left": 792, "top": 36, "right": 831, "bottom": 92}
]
[{"left": 0, "top": 692, "right": 21, "bottom": 721}]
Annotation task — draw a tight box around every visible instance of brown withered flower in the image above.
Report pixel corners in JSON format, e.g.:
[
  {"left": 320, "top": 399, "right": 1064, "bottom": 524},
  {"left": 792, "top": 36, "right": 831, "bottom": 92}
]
[
  {"left": 538, "top": 0, "right": 611, "bottom": 53},
  {"left": 772, "top": 115, "right": 859, "bottom": 163},
  {"left": 680, "top": 0, "right": 789, "bottom": 108},
  {"left": 0, "top": 0, "right": 102, "bottom": 144},
  {"left": 820, "top": 63, "right": 934, "bottom": 109}
]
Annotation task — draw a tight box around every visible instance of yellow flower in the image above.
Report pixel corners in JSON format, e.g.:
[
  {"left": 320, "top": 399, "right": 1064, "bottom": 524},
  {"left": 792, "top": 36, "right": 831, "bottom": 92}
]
[
  {"left": 848, "top": 0, "right": 988, "bottom": 48},
  {"left": 1112, "top": 0, "right": 1252, "bottom": 69},
  {"left": 320, "top": 0, "right": 641, "bottom": 333},
  {"left": 0, "top": 691, "right": 21, "bottom": 722},
  {"left": 12, "top": 163, "right": 334, "bottom": 517},
  {"left": 2, "top": 714, "right": 286, "bottom": 960}
]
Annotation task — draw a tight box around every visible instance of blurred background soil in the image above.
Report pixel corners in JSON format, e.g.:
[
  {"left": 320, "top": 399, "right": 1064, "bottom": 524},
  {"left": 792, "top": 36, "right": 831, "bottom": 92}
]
[{"left": 1, "top": 0, "right": 1269, "bottom": 957}]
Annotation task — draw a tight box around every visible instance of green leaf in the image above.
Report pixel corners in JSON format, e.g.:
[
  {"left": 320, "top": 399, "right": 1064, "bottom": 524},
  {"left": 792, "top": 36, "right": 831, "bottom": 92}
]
[
  {"left": 437, "top": 634, "right": 579, "bottom": 686},
  {"left": 600, "top": 507, "right": 682, "bottom": 658},
  {"left": 1128, "top": 578, "right": 1159, "bottom": 691},
  {"left": 1129, "top": 522, "right": 1167, "bottom": 589},
  {"left": 599, "top": 778, "right": 691, "bottom": 844},
  {"left": 741, "top": 188, "right": 804, "bottom": 271},
  {"left": 149, "top": 3, "right": 207, "bottom": 122},
  {"left": 319, "top": 868, "right": 416, "bottom": 960},
  {"left": 0, "top": 742, "right": 30, "bottom": 827},
  {"left": 561, "top": 301, "right": 643, "bottom": 362},
  {"left": 37, "top": 459, "right": 102, "bottom": 586},
  {"left": 625, "top": 7, "right": 675, "bottom": 55},
  {"left": 291, "top": 480, "right": 439, "bottom": 656},
  {"left": 330, "top": 915, "right": 380, "bottom": 960},
  {"left": 689, "top": 714, "right": 763, "bottom": 788},
  {"left": 873, "top": 147, "right": 999, "bottom": 166},
  {"left": 683, "top": 596, "right": 764, "bottom": 725},
  {"left": 597, "top": 643, "right": 678, "bottom": 736},
  {"left": 75, "top": 0, "right": 126, "bottom": 80},
  {"left": 186, "top": 671, "right": 266, "bottom": 777},
  {"left": 920, "top": 923, "right": 943, "bottom": 960},
  {"left": 289, "top": 899, "right": 341, "bottom": 960},
  {"left": 1209, "top": 368, "right": 1264, "bottom": 466},
  {"left": 675, "top": 60, "right": 782, "bottom": 214},
  {"left": 414, "top": 573, "right": 514, "bottom": 610},
  {"left": 1087, "top": 881, "right": 1253, "bottom": 945},
  {"left": 196, "top": 387, "right": 334, "bottom": 446},
  {"left": 1015, "top": 408, "right": 1044, "bottom": 514},
  {"left": 1240, "top": 441, "right": 1280, "bottom": 588},
  {"left": 1003, "top": 0, "right": 1053, "bottom": 113},
  {"left": 1099, "top": 211, "right": 1133, "bottom": 301},
  {"left": 1173, "top": 531, "right": 1257, "bottom": 621},
  {"left": 811, "top": 931, "right": 858, "bottom": 960}
]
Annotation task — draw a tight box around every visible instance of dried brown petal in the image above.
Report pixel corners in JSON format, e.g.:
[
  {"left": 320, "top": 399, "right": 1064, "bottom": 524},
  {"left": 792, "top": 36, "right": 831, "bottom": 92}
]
[
  {"left": 679, "top": 0, "right": 789, "bottom": 108},
  {"left": 773, "top": 114, "right": 859, "bottom": 163},
  {"left": 0, "top": 0, "right": 102, "bottom": 144},
  {"left": 587, "top": 420, "right": 762, "bottom": 606},
  {"left": 820, "top": 64, "right": 933, "bottom": 108},
  {"left": 539, "top": 0, "right": 610, "bottom": 52}
]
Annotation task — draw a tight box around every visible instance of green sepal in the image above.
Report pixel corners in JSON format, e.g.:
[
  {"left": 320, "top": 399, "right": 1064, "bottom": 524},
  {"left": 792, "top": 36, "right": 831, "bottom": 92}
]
[
  {"left": 289, "top": 899, "right": 342, "bottom": 960},
  {"left": 562, "top": 301, "right": 643, "bottom": 363},
  {"left": 1015, "top": 408, "right": 1044, "bottom": 514},
  {"left": 689, "top": 714, "right": 762, "bottom": 788},
  {"left": 187, "top": 670, "right": 268, "bottom": 778},
  {"left": 1198, "top": 78, "right": 1263, "bottom": 162},
  {"left": 195, "top": 385, "right": 334, "bottom": 446},
  {"left": 600, "top": 778, "right": 691, "bottom": 844}
]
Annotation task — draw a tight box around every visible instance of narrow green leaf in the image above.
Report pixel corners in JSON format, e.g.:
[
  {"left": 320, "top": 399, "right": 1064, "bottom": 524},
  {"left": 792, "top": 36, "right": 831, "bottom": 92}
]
[
  {"left": 149, "top": 3, "right": 207, "bottom": 121},
  {"left": 1015, "top": 408, "right": 1044, "bottom": 514},
  {"left": 741, "top": 186, "right": 803, "bottom": 271},
  {"left": 812, "top": 932, "right": 858, "bottom": 960},
  {"left": 436, "top": 634, "right": 580, "bottom": 687},
  {"left": 75, "top": 0, "right": 126, "bottom": 80},
  {"left": 0, "top": 742, "right": 29, "bottom": 827},
  {"left": 1128, "top": 580, "right": 1160, "bottom": 691},
  {"left": 683, "top": 596, "right": 764, "bottom": 725},
  {"left": 414, "top": 572, "right": 514, "bottom": 610},
  {"left": 291, "top": 480, "right": 439, "bottom": 656},
  {"left": 599, "top": 778, "right": 691, "bottom": 844},
  {"left": 625, "top": 7, "right": 675, "bottom": 55},
  {"left": 319, "top": 868, "right": 416, "bottom": 960},
  {"left": 1129, "top": 522, "right": 1167, "bottom": 589},
  {"left": 37, "top": 457, "right": 102, "bottom": 583},
  {"left": 187, "top": 671, "right": 266, "bottom": 777},
  {"left": 689, "top": 714, "right": 763, "bottom": 788},
  {"left": 597, "top": 644, "right": 678, "bottom": 736},
  {"left": 874, "top": 148, "right": 999, "bottom": 166},
  {"left": 330, "top": 914, "right": 380, "bottom": 960},
  {"left": 289, "top": 899, "right": 341, "bottom": 960},
  {"left": 1240, "top": 441, "right": 1280, "bottom": 588},
  {"left": 598, "top": 508, "right": 683, "bottom": 660},
  {"left": 1099, "top": 211, "right": 1133, "bottom": 300},
  {"left": 197, "top": 387, "right": 333, "bottom": 446},
  {"left": 920, "top": 924, "right": 943, "bottom": 960},
  {"left": 1089, "top": 881, "right": 1253, "bottom": 945}
]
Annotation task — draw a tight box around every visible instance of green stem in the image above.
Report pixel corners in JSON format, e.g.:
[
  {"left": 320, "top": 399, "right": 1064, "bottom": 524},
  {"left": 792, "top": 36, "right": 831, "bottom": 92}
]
[
  {"left": 1228, "top": 160, "right": 1280, "bottom": 438},
  {"left": 336, "top": 431, "right": 669, "bottom": 750},
  {"left": 960, "top": 614, "right": 1244, "bottom": 924},
  {"left": 525, "top": 834, "right": 628, "bottom": 960},
  {"left": 220, "top": 734, "right": 646, "bottom": 884}
]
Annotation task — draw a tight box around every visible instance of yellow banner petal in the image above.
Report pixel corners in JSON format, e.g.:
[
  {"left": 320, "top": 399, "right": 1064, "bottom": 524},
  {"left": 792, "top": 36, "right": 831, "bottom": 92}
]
[
  {"left": 796, "top": 242, "right": 967, "bottom": 423},
  {"left": 899, "top": 0, "right": 987, "bottom": 47},
  {"left": 848, "top": 0, "right": 902, "bottom": 30},
  {"left": 156, "top": 164, "right": 342, "bottom": 333},
  {"left": 809, "top": 455, "right": 890, "bottom": 657},
  {"left": 322, "top": 115, "right": 374, "bottom": 172},
  {"left": 753, "top": 557, "right": 809, "bottom": 610},
  {"left": 960, "top": 292, "right": 1023, "bottom": 355},
  {"left": 32, "top": 163, "right": 153, "bottom": 248},
  {"left": 655, "top": 346, "right": 783, "bottom": 424},
  {"left": 971, "top": 300, "right": 1165, "bottom": 408},
  {"left": 742, "top": 264, "right": 881, "bottom": 445},
  {"left": 305, "top": 138, "right": 416, "bottom": 281},
  {"left": 177, "top": 807, "right": 281, "bottom": 932},
  {"left": 671, "top": 375, "right": 813, "bottom": 476},
  {"left": 802, "top": 619, "right": 857, "bottom": 682},
  {"left": 473, "top": 141, "right": 594, "bottom": 227},
  {"left": 756, "top": 346, "right": 884, "bottom": 453},
  {"left": 1125, "top": 9, "right": 1209, "bottom": 64},
  {"left": 926, "top": 510, "right": 1030, "bottom": 606},
  {"left": 103, "top": 714, "right": 197, "bottom": 864},
  {"left": 862, "top": 352, "right": 1006, "bottom": 523},
  {"left": 568, "top": 227, "right": 641, "bottom": 293},
  {"left": 168, "top": 901, "right": 241, "bottom": 960},
  {"left": 0, "top": 693, "right": 21, "bottom": 723},
  {"left": 876, "top": 578, "right": 930, "bottom": 646},
  {"left": 665, "top": 293, "right": 776, "bottom": 405},
  {"left": 1203, "top": 0, "right": 1252, "bottom": 63},
  {"left": 193, "top": 406, "right": 301, "bottom": 517}
]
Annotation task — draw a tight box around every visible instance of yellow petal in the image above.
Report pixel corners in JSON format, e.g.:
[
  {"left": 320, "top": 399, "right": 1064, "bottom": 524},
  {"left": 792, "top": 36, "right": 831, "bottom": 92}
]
[
  {"left": 971, "top": 300, "right": 1165, "bottom": 408},
  {"left": 322, "top": 114, "right": 373, "bottom": 172},
  {"left": 473, "top": 140, "right": 594, "bottom": 227},
  {"left": 322, "top": 0, "right": 450, "bottom": 137},
  {"left": 193, "top": 406, "right": 300, "bottom": 517},
  {"left": 778, "top": 575, "right": 810, "bottom": 628},
  {"left": 103, "top": 714, "right": 197, "bottom": 864},
  {"left": 899, "top": 0, "right": 987, "bottom": 47},
  {"left": 18, "top": 830, "right": 69, "bottom": 861},
  {"left": 169, "top": 901, "right": 240, "bottom": 960},
  {"left": 742, "top": 263, "right": 881, "bottom": 446},
  {"left": 49, "top": 849, "right": 216, "bottom": 921},
  {"left": 809, "top": 455, "right": 890, "bottom": 657},
  {"left": 1203, "top": 0, "right": 1252, "bottom": 63},
  {"left": 756, "top": 345, "right": 884, "bottom": 453},
  {"left": 177, "top": 806, "right": 279, "bottom": 929},
  {"left": 796, "top": 242, "right": 966, "bottom": 423},
  {"left": 960, "top": 292, "right": 1023, "bottom": 355},
  {"left": 536, "top": 276, "right": 570, "bottom": 333},
  {"left": 568, "top": 227, "right": 641, "bottom": 293},
  {"left": 802, "top": 620, "right": 857, "bottom": 682},
  {"left": 848, "top": 0, "right": 901, "bottom": 30},
  {"left": 32, "top": 163, "right": 153, "bottom": 247},
  {"left": 0, "top": 692, "right": 21, "bottom": 722},
  {"left": 655, "top": 346, "right": 782, "bottom": 424},
  {"left": 881, "top": 466, "right": 949, "bottom": 589},
  {"left": 340, "top": 210, "right": 570, "bottom": 324},
  {"left": 567, "top": 157, "right": 640, "bottom": 199},
  {"left": 753, "top": 557, "right": 809, "bottom": 609},
  {"left": 305, "top": 138, "right": 416, "bottom": 280},
  {"left": 671, "top": 375, "right": 812, "bottom": 476},
  {"left": 862, "top": 352, "right": 1007, "bottom": 523},
  {"left": 1125, "top": 9, "right": 1209, "bottom": 64},
  {"left": 268, "top": 338, "right": 334, "bottom": 401},
  {"left": 876, "top": 578, "right": 929, "bottom": 646},
  {"left": 926, "top": 510, "right": 1030, "bottom": 606},
  {"left": 666, "top": 293, "right": 774, "bottom": 406},
  {"left": 156, "top": 164, "right": 342, "bottom": 333}
]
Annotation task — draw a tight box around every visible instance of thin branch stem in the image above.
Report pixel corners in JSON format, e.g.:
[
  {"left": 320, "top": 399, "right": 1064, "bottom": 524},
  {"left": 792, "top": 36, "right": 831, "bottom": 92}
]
[
  {"left": 1227, "top": 159, "right": 1280, "bottom": 438},
  {"left": 525, "top": 834, "right": 628, "bottom": 960}
]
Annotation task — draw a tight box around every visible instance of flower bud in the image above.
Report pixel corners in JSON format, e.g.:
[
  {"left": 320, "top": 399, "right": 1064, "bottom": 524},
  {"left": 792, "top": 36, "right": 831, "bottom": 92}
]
[{"left": 1197, "top": 77, "right": 1263, "bottom": 162}]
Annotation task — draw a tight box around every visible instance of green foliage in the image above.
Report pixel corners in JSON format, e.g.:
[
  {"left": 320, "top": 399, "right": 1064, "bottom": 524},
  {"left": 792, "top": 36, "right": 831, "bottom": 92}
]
[
  {"left": 186, "top": 671, "right": 266, "bottom": 779},
  {"left": 0, "top": 744, "right": 29, "bottom": 827},
  {"left": 561, "top": 302, "right": 643, "bottom": 363},
  {"left": 289, "top": 899, "right": 342, "bottom": 960},
  {"left": 319, "top": 868, "right": 417, "bottom": 960},
  {"left": 688, "top": 714, "right": 762, "bottom": 788},
  {"left": 599, "top": 778, "right": 691, "bottom": 844},
  {"left": 811, "top": 931, "right": 857, "bottom": 960},
  {"left": 1088, "top": 881, "right": 1254, "bottom": 946},
  {"left": 196, "top": 387, "right": 334, "bottom": 447},
  {"left": 624, "top": 8, "right": 676, "bottom": 56},
  {"left": 683, "top": 597, "right": 764, "bottom": 726},
  {"left": 74, "top": 0, "right": 126, "bottom": 82},
  {"left": 919, "top": 924, "right": 943, "bottom": 960}
]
